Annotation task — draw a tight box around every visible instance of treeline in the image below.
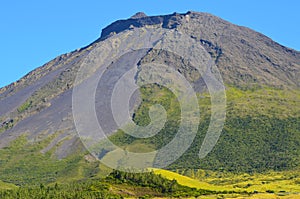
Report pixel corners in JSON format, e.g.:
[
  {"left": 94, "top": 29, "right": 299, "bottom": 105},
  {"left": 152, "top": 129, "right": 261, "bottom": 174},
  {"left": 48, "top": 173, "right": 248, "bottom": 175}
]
[
  {"left": 0, "top": 181, "right": 122, "bottom": 199},
  {"left": 108, "top": 170, "right": 214, "bottom": 197}
]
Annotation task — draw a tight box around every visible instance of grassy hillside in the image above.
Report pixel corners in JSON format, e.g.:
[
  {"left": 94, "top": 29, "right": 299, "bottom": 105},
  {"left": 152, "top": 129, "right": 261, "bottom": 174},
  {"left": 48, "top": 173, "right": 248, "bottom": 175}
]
[
  {"left": 0, "top": 133, "right": 110, "bottom": 186},
  {"left": 1, "top": 167, "right": 300, "bottom": 198},
  {"left": 0, "top": 170, "right": 220, "bottom": 199},
  {"left": 0, "top": 181, "right": 17, "bottom": 190},
  {"left": 107, "top": 84, "right": 300, "bottom": 173},
  {"left": 0, "top": 129, "right": 299, "bottom": 198},
  {"left": 153, "top": 168, "right": 300, "bottom": 194}
]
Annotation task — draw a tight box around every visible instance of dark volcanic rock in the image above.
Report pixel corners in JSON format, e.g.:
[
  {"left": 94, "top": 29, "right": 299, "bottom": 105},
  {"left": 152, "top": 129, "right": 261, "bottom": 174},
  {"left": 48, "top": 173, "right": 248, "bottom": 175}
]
[
  {"left": 100, "top": 12, "right": 185, "bottom": 39},
  {"left": 101, "top": 11, "right": 300, "bottom": 88},
  {"left": 130, "top": 12, "right": 147, "bottom": 19}
]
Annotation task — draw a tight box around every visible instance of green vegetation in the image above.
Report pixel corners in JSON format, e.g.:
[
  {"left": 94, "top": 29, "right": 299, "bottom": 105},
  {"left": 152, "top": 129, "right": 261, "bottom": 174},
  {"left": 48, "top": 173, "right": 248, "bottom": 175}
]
[
  {"left": 109, "top": 84, "right": 181, "bottom": 150},
  {"left": 0, "top": 84, "right": 299, "bottom": 198},
  {"left": 0, "top": 119, "right": 14, "bottom": 133},
  {"left": 2, "top": 168, "right": 300, "bottom": 198},
  {"left": 0, "top": 181, "right": 122, "bottom": 199},
  {"left": 0, "top": 131, "right": 299, "bottom": 198},
  {"left": 153, "top": 168, "right": 300, "bottom": 194},
  {"left": 225, "top": 86, "right": 300, "bottom": 118},
  {"left": 0, "top": 181, "right": 17, "bottom": 190},
  {"left": 171, "top": 115, "right": 300, "bottom": 172},
  {"left": 0, "top": 169, "right": 220, "bottom": 199},
  {"left": 105, "top": 84, "right": 300, "bottom": 173},
  {"left": 0, "top": 134, "right": 108, "bottom": 186},
  {"left": 108, "top": 170, "right": 217, "bottom": 197},
  {"left": 17, "top": 101, "right": 32, "bottom": 113}
]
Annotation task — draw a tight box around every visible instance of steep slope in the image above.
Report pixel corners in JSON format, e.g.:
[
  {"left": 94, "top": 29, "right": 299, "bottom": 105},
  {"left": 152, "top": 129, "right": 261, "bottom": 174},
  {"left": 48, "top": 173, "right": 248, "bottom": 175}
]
[
  {"left": 0, "top": 11, "right": 299, "bottom": 185},
  {"left": 101, "top": 11, "right": 300, "bottom": 88}
]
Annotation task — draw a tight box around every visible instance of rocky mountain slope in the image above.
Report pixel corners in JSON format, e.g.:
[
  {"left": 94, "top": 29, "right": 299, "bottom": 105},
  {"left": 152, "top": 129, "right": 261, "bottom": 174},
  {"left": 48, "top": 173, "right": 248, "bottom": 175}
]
[{"left": 101, "top": 11, "right": 300, "bottom": 87}]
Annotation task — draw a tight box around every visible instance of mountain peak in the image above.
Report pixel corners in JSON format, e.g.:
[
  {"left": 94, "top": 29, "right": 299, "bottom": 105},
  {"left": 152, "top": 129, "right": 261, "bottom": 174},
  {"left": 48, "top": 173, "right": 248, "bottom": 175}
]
[
  {"left": 100, "top": 11, "right": 187, "bottom": 39},
  {"left": 0, "top": 11, "right": 300, "bottom": 183},
  {"left": 130, "top": 12, "right": 147, "bottom": 19}
]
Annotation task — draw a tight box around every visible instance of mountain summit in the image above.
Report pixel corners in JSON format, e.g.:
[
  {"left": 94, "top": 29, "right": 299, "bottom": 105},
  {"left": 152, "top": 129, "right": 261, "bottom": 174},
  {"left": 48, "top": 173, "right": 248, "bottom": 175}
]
[
  {"left": 130, "top": 12, "right": 148, "bottom": 19},
  {"left": 0, "top": 12, "right": 299, "bottom": 184},
  {"left": 101, "top": 11, "right": 299, "bottom": 88}
]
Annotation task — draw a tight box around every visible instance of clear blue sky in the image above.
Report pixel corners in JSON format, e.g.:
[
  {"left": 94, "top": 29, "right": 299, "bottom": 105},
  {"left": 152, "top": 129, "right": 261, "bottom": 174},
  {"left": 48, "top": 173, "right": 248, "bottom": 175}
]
[{"left": 1, "top": 0, "right": 299, "bottom": 88}]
